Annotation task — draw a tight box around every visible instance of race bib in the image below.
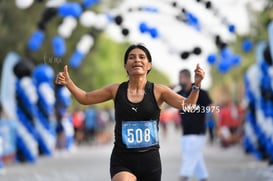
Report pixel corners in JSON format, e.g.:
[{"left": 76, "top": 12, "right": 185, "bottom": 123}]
[{"left": 122, "top": 120, "right": 159, "bottom": 149}]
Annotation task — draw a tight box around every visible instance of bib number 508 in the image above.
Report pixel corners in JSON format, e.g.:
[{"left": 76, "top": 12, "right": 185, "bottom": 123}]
[{"left": 127, "top": 128, "right": 151, "bottom": 143}]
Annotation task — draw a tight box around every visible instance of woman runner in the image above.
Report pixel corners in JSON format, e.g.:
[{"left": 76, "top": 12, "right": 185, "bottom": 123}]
[{"left": 55, "top": 44, "right": 205, "bottom": 181}]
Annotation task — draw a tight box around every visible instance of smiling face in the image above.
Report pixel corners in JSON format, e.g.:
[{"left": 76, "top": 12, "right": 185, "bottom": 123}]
[{"left": 124, "top": 48, "right": 152, "bottom": 76}]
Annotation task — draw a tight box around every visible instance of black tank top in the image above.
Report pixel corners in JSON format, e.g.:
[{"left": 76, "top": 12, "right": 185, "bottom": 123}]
[{"left": 114, "top": 81, "right": 161, "bottom": 152}]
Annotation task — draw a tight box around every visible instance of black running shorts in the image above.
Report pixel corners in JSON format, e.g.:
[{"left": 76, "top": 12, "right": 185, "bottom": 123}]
[{"left": 110, "top": 148, "right": 162, "bottom": 181}]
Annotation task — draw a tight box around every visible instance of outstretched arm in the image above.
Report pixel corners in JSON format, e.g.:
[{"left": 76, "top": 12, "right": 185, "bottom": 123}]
[
  {"left": 55, "top": 65, "right": 118, "bottom": 105},
  {"left": 157, "top": 64, "right": 205, "bottom": 109}
]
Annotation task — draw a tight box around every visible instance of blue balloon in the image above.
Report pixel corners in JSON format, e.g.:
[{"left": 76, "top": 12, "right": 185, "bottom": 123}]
[
  {"left": 143, "top": 6, "right": 158, "bottom": 13},
  {"left": 231, "top": 54, "right": 241, "bottom": 66},
  {"left": 69, "top": 50, "right": 85, "bottom": 68},
  {"left": 149, "top": 27, "right": 159, "bottom": 39},
  {"left": 242, "top": 39, "right": 253, "bottom": 53},
  {"left": 82, "top": 0, "right": 100, "bottom": 9},
  {"left": 139, "top": 22, "right": 149, "bottom": 33},
  {"left": 217, "top": 59, "right": 231, "bottom": 73},
  {"left": 58, "top": 2, "right": 82, "bottom": 18},
  {"left": 52, "top": 36, "right": 66, "bottom": 57},
  {"left": 33, "top": 64, "right": 55, "bottom": 84},
  {"left": 228, "top": 24, "right": 236, "bottom": 33},
  {"left": 185, "top": 12, "right": 201, "bottom": 31},
  {"left": 207, "top": 53, "right": 217, "bottom": 64},
  {"left": 220, "top": 47, "right": 233, "bottom": 59},
  {"left": 27, "top": 30, "right": 45, "bottom": 52}
]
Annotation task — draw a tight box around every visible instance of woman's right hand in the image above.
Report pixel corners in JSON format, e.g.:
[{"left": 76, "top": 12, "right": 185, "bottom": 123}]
[{"left": 55, "top": 65, "right": 71, "bottom": 86}]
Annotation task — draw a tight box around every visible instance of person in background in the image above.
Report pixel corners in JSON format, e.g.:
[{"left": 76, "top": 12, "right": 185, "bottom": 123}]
[
  {"left": 177, "top": 69, "right": 218, "bottom": 181},
  {"left": 206, "top": 111, "right": 216, "bottom": 144},
  {"left": 84, "top": 107, "right": 97, "bottom": 144},
  {"left": 72, "top": 108, "right": 85, "bottom": 144}
]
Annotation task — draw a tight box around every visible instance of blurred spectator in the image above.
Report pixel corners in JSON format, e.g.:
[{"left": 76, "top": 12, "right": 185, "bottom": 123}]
[
  {"left": 160, "top": 105, "right": 180, "bottom": 137},
  {"left": 218, "top": 100, "right": 245, "bottom": 147},
  {"left": 72, "top": 108, "right": 85, "bottom": 144},
  {"left": 84, "top": 107, "right": 97, "bottom": 143},
  {"left": 55, "top": 105, "right": 66, "bottom": 150},
  {"left": 206, "top": 112, "right": 216, "bottom": 144},
  {"left": 0, "top": 103, "right": 17, "bottom": 165}
]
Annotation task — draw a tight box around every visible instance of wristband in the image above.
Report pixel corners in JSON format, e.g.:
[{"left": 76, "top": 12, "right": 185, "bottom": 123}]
[{"left": 192, "top": 85, "right": 200, "bottom": 91}]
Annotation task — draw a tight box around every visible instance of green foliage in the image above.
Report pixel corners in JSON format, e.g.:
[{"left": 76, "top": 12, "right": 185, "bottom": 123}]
[{"left": 0, "top": 1, "right": 170, "bottom": 110}]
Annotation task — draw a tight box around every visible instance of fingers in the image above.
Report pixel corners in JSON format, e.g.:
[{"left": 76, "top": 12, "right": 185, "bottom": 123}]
[
  {"left": 64, "top": 65, "right": 68, "bottom": 77},
  {"left": 55, "top": 65, "right": 69, "bottom": 85},
  {"left": 55, "top": 72, "right": 65, "bottom": 85}
]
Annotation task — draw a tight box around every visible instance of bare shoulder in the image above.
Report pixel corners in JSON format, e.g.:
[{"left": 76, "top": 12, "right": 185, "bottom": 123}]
[
  {"left": 154, "top": 83, "right": 171, "bottom": 93},
  {"left": 105, "top": 83, "right": 120, "bottom": 98}
]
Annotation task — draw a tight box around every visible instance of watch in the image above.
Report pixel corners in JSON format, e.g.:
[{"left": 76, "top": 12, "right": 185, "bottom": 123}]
[{"left": 192, "top": 85, "right": 200, "bottom": 91}]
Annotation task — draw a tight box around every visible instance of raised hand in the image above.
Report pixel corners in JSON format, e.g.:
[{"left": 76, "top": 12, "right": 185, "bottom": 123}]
[
  {"left": 194, "top": 64, "right": 205, "bottom": 87},
  {"left": 55, "top": 65, "right": 71, "bottom": 85}
]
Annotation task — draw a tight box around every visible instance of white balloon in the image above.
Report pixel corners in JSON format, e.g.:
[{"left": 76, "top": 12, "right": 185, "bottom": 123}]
[
  {"left": 20, "top": 77, "right": 38, "bottom": 103},
  {"left": 58, "top": 16, "right": 77, "bottom": 38},
  {"left": 46, "top": 0, "right": 66, "bottom": 8},
  {"left": 15, "top": 0, "right": 34, "bottom": 9},
  {"left": 94, "top": 14, "right": 109, "bottom": 30},
  {"left": 39, "top": 83, "right": 55, "bottom": 105},
  {"left": 76, "top": 35, "right": 94, "bottom": 54},
  {"left": 79, "top": 11, "right": 97, "bottom": 27}
]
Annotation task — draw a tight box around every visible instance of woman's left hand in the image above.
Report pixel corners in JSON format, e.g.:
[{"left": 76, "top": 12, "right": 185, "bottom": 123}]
[{"left": 194, "top": 64, "right": 205, "bottom": 87}]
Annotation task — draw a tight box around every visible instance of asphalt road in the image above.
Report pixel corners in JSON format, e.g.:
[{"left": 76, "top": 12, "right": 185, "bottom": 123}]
[{"left": 1, "top": 124, "right": 272, "bottom": 181}]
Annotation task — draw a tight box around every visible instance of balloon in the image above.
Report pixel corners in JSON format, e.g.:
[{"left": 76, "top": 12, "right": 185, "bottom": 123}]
[
  {"left": 79, "top": 11, "right": 97, "bottom": 27},
  {"left": 139, "top": 22, "right": 149, "bottom": 33},
  {"left": 149, "top": 28, "right": 159, "bottom": 38},
  {"left": 32, "top": 65, "right": 54, "bottom": 84},
  {"left": 20, "top": 77, "right": 38, "bottom": 103},
  {"left": 185, "top": 12, "right": 200, "bottom": 31},
  {"left": 180, "top": 52, "right": 190, "bottom": 60},
  {"left": 205, "top": 1, "right": 212, "bottom": 9},
  {"left": 143, "top": 6, "right": 158, "bottom": 13},
  {"left": 27, "top": 30, "right": 45, "bottom": 52},
  {"left": 46, "top": 0, "right": 66, "bottom": 8},
  {"left": 69, "top": 50, "right": 85, "bottom": 68},
  {"left": 39, "top": 83, "right": 55, "bottom": 105},
  {"left": 231, "top": 54, "right": 241, "bottom": 66},
  {"left": 207, "top": 53, "right": 217, "bottom": 64},
  {"left": 58, "top": 2, "right": 82, "bottom": 18},
  {"left": 38, "top": 8, "right": 58, "bottom": 30},
  {"left": 121, "top": 28, "right": 130, "bottom": 36},
  {"left": 228, "top": 24, "right": 236, "bottom": 33},
  {"left": 82, "top": 0, "right": 100, "bottom": 9},
  {"left": 13, "top": 59, "right": 34, "bottom": 78},
  {"left": 220, "top": 47, "right": 233, "bottom": 59},
  {"left": 94, "top": 14, "right": 109, "bottom": 30},
  {"left": 114, "top": 15, "right": 123, "bottom": 25},
  {"left": 52, "top": 36, "right": 66, "bottom": 57},
  {"left": 242, "top": 39, "right": 253, "bottom": 53},
  {"left": 76, "top": 34, "right": 94, "bottom": 54},
  {"left": 15, "top": 0, "right": 34, "bottom": 9},
  {"left": 58, "top": 16, "right": 77, "bottom": 38},
  {"left": 217, "top": 59, "right": 231, "bottom": 73},
  {"left": 193, "top": 47, "right": 202, "bottom": 55}
]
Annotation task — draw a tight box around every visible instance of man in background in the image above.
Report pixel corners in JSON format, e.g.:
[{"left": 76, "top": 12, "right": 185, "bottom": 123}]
[{"left": 177, "top": 69, "right": 218, "bottom": 181}]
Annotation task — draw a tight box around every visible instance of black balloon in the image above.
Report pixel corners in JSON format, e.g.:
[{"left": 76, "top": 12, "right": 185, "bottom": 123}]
[
  {"left": 193, "top": 47, "right": 202, "bottom": 55},
  {"left": 121, "top": 28, "right": 129, "bottom": 36},
  {"left": 37, "top": 8, "right": 57, "bottom": 30},
  {"left": 263, "top": 44, "right": 273, "bottom": 66},
  {"left": 172, "top": 1, "right": 177, "bottom": 7},
  {"left": 13, "top": 58, "right": 34, "bottom": 78},
  {"left": 205, "top": 1, "right": 212, "bottom": 9},
  {"left": 180, "top": 52, "right": 190, "bottom": 59},
  {"left": 114, "top": 15, "right": 123, "bottom": 26}
]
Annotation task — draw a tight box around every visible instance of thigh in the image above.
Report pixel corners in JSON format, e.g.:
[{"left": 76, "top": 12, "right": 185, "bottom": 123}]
[
  {"left": 138, "top": 150, "right": 162, "bottom": 181},
  {"left": 112, "top": 171, "right": 137, "bottom": 181}
]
